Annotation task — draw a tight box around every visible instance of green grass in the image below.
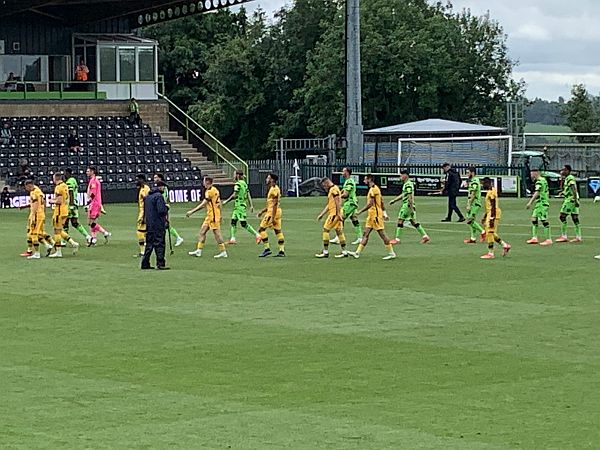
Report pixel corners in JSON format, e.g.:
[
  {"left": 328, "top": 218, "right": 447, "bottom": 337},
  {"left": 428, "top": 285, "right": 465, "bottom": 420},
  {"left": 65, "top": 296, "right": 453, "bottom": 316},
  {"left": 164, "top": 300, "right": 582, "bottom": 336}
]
[
  {"left": 1, "top": 196, "right": 600, "bottom": 449},
  {"left": 525, "top": 122, "right": 572, "bottom": 134}
]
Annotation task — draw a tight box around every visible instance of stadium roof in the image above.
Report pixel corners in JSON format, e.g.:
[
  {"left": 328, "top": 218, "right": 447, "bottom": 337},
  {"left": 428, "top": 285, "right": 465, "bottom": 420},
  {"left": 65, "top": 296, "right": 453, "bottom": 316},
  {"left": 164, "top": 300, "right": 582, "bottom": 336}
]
[
  {"left": 364, "top": 119, "right": 506, "bottom": 136},
  {"left": 2, "top": 0, "right": 254, "bottom": 27}
]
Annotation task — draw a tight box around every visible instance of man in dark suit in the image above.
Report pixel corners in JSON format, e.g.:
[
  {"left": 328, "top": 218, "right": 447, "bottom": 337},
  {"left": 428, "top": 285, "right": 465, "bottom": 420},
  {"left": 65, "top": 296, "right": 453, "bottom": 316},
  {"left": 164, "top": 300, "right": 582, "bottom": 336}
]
[
  {"left": 141, "top": 181, "right": 170, "bottom": 270},
  {"left": 441, "top": 162, "right": 465, "bottom": 222}
]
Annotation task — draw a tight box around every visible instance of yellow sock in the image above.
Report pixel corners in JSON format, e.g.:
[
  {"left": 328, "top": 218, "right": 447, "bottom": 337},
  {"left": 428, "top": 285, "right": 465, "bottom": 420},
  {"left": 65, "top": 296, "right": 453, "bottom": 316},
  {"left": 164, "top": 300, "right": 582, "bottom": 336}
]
[
  {"left": 260, "top": 231, "right": 269, "bottom": 249},
  {"left": 385, "top": 244, "right": 393, "bottom": 253},
  {"left": 276, "top": 232, "right": 285, "bottom": 252},
  {"left": 197, "top": 242, "right": 205, "bottom": 250},
  {"left": 60, "top": 230, "right": 71, "bottom": 241},
  {"left": 54, "top": 234, "right": 62, "bottom": 247},
  {"left": 357, "top": 243, "right": 365, "bottom": 254},
  {"left": 136, "top": 231, "right": 145, "bottom": 254},
  {"left": 218, "top": 243, "right": 225, "bottom": 252},
  {"left": 339, "top": 233, "right": 346, "bottom": 249}
]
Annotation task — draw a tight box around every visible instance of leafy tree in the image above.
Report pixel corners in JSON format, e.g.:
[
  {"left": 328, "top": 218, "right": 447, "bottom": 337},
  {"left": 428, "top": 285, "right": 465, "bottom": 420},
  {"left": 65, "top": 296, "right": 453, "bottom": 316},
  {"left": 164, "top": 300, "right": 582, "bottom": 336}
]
[{"left": 563, "top": 84, "right": 599, "bottom": 136}]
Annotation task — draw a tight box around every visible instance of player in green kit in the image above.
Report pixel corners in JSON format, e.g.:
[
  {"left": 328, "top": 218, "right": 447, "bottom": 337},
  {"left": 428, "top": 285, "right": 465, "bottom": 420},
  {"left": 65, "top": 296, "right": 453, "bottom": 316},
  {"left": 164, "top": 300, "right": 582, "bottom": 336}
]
[
  {"left": 526, "top": 169, "right": 552, "bottom": 245},
  {"left": 223, "top": 170, "right": 261, "bottom": 244},
  {"left": 555, "top": 164, "right": 582, "bottom": 243},
  {"left": 153, "top": 173, "right": 184, "bottom": 247},
  {"left": 64, "top": 168, "right": 92, "bottom": 244},
  {"left": 330, "top": 167, "right": 362, "bottom": 245},
  {"left": 463, "top": 166, "right": 486, "bottom": 244},
  {"left": 389, "top": 169, "right": 430, "bottom": 244}
]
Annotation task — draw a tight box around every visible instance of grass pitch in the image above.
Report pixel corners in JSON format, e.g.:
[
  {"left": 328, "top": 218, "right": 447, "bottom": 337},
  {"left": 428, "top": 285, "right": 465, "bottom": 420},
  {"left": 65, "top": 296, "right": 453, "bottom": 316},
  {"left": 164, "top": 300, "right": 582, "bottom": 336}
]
[{"left": 1, "top": 196, "right": 600, "bottom": 449}]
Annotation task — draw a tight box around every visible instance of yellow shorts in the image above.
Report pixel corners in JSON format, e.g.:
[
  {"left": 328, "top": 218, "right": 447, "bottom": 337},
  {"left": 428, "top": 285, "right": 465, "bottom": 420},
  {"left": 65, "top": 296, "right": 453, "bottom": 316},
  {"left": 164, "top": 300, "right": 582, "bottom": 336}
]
[
  {"left": 485, "top": 218, "right": 499, "bottom": 234},
  {"left": 260, "top": 210, "right": 282, "bottom": 230},
  {"left": 137, "top": 215, "right": 146, "bottom": 233},
  {"left": 53, "top": 213, "right": 68, "bottom": 230},
  {"left": 28, "top": 216, "right": 46, "bottom": 238},
  {"left": 365, "top": 215, "right": 384, "bottom": 231},
  {"left": 323, "top": 215, "right": 342, "bottom": 232},
  {"left": 203, "top": 216, "right": 221, "bottom": 230}
]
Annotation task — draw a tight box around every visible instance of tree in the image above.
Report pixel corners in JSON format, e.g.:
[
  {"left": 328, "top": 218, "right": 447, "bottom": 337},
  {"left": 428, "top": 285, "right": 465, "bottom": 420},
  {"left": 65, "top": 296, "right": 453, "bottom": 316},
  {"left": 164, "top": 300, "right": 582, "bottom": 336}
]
[{"left": 563, "top": 84, "right": 599, "bottom": 136}]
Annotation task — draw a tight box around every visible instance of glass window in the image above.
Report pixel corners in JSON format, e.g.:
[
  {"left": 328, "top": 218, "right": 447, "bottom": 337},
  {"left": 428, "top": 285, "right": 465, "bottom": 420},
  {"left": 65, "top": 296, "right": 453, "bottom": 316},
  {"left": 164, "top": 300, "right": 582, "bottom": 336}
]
[
  {"left": 138, "top": 47, "right": 155, "bottom": 82},
  {"left": 119, "top": 47, "right": 135, "bottom": 82},
  {"left": 0, "top": 55, "right": 21, "bottom": 82},
  {"left": 99, "top": 47, "right": 116, "bottom": 82},
  {"left": 22, "top": 56, "right": 42, "bottom": 82}
]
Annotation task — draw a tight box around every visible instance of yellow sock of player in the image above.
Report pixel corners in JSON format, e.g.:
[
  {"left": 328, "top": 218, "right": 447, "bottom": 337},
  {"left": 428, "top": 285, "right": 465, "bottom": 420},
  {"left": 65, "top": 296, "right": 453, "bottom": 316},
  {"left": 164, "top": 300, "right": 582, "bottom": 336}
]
[
  {"left": 197, "top": 242, "right": 205, "bottom": 250},
  {"left": 218, "top": 243, "right": 226, "bottom": 252},
  {"left": 339, "top": 232, "right": 346, "bottom": 250},
  {"left": 137, "top": 231, "right": 145, "bottom": 254},
  {"left": 54, "top": 234, "right": 62, "bottom": 248},
  {"left": 322, "top": 231, "right": 330, "bottom": 251},
  {"left": 486, "top": 233, "right": 495, "bottom": 252},
  {"left": 385, "top": 244, "right": 394, "bottom": 253},
  {"left": 357, "top": 243, "right": 365, "bottom": 254},
  {"left": 276, "top": 232, "right": 285, "bottom": 252},
  {"left": 27, "top": 239, "right": 33, "bottom": 252},
  {"left": 260, "top": 230, "right": 269, "bottom": 249}
]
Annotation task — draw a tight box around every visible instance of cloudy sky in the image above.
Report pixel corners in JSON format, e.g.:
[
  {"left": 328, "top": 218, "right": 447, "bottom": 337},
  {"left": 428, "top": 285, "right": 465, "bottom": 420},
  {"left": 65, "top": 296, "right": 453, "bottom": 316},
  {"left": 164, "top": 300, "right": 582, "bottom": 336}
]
[{"left": 244, "top": 0, "right": 599, "bottom": 100}]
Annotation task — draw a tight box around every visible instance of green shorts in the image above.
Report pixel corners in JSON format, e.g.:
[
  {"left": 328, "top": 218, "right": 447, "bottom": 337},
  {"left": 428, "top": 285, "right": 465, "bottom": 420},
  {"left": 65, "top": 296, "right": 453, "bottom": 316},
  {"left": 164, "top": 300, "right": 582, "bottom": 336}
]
[
  {"left": 231, "top": 205, "right": 247, "bottom": 221},
  {"left": 532, "top": 204, "right": 549, "bottom": 221},
  {"left": 398, "top": 205, "right": 416, "bottom": 221},
  {"left": 467, "top": 204, "right": 481, "bottom": 220},
  {"left": 342, "top": 203, "right": 358, "bottom": 219},
  {"left": 67, "top": 205, "right": 79, "bottom": 219},
  {"left": 560, "top": 200, "right": 579, "bottom": 216}
]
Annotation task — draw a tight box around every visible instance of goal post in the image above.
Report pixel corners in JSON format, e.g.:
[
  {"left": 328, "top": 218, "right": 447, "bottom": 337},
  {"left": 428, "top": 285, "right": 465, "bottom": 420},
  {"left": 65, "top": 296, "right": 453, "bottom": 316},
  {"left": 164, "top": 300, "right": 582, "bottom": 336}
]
[{"left": 397, "top": 135, "right": 513, "bottom": 171}]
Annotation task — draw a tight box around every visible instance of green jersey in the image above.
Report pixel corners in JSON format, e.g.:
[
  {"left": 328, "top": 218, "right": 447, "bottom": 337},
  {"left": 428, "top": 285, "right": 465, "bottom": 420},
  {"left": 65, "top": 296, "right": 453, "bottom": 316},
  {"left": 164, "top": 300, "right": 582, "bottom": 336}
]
[
  {"left": 162, "top": 186, "right": 170, "bottom": 203},
  {"left": 534, "top": 176, "right": 550, "bottom": 207},
  {"left": 468, "top": 176, "right": 482, "bottom": 207},
  {"left": 562, "top": 174, "right": 577, "bottom": 201},
  {"left": 65, "top": 176, "right": 79, "bottom": 207},
  {"left": 342, "top": 178, "right": 358, "bottom": 207},
  {"left": 401, "top": 179, "right": 415, "bottom": 206},
  {"left": 234, "top": 179, "right": 249, "bottom": 208}
]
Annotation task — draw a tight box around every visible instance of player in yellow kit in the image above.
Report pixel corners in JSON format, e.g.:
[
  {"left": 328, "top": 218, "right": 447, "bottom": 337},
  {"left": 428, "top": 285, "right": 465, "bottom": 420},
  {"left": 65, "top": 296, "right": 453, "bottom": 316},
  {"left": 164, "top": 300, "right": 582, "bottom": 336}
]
[
  {"left": 348, "top": 174, "right": 396, "bottom": 260},
  {"left": 315, "top": 177, "right": 347, "bottom": 258},
  {"left": 48, "top": 172, "right": 79, "bottom": 257},
  {"left": 186, "top": 176, "right": 228, "bottom": 258},
  {"left": 23, "top": 180, "right": 54, "bottom": 259},
  {"left": 480, "top": 177, "right": 511, "bottom": 259},
  {"left": 257, "top": 173, "right": 285, "bottom": 257},
  {"left": 135, "top": 174, "right": 151, "bottom": 257}
]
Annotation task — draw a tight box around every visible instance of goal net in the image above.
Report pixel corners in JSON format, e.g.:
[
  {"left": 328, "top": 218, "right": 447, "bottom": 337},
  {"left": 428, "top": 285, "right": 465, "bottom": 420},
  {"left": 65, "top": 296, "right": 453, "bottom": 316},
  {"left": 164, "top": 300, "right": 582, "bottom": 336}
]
[{"left": 396, "top": 135, "right": 512, "bottom": 167}]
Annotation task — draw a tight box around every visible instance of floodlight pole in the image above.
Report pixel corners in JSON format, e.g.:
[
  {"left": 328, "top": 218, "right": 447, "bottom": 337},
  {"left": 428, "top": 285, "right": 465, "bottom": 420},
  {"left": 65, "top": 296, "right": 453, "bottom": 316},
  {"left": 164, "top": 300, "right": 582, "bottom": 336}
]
[{"left": 345, "top": 0, "right": 364, "bottom": 164}]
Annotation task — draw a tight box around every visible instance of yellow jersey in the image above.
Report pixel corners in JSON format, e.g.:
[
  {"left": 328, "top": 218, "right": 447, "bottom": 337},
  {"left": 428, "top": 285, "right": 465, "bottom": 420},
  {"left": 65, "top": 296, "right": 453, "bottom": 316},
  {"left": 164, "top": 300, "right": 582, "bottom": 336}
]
[
  {"left": 30, "top": 186, "right": 46, "bottom": 219},
  {"left": 367, "top": 184, "right": 384, "bottom": 219},
  {"left": 327, "top": 185, "right": 341, "bottom": 216},
  {"left": 138, "top": 184, "right": 150, "bottom": 214},
  {"left": 485, "top": 188, "right": 502, "bottom": 219},
  {"left": 53, "top": 181, "right": 69, "bottom": 216},
  {"left": 266, "top": 185, "right": 281, "bottom": 212},
  {"left": 205, "top": 186, "right": 221, "bottom": 221}
]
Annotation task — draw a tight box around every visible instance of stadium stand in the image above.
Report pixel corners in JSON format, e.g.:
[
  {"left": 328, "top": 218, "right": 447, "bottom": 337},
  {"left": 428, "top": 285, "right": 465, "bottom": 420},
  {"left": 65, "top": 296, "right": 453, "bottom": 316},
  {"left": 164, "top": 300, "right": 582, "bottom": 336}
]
[{"left": 0, "top": 116, "right": 202, "bottom": 191}]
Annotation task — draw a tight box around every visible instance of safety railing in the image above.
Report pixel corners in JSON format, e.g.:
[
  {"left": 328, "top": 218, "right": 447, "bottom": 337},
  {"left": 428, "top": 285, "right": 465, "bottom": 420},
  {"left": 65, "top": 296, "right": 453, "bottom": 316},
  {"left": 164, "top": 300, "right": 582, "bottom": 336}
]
[
  {"left": 0, "top": 80, "right": 163, "bottom": 101},
  {"left": 158, "top": 92, "right": 248, "bottom": 179}
]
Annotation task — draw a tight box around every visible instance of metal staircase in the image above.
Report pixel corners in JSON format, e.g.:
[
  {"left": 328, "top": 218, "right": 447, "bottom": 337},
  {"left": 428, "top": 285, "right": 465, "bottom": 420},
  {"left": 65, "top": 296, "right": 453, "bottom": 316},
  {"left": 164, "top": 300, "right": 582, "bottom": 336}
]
[{"left": 158, "top": 93, "right": 247, "bottom": 185}]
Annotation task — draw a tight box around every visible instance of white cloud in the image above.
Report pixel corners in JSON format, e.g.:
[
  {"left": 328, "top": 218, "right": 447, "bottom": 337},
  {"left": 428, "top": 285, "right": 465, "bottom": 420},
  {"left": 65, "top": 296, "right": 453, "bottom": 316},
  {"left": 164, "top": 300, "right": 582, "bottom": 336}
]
[{"left": 513, "top": 24, "right": 551, "bottom": 42}]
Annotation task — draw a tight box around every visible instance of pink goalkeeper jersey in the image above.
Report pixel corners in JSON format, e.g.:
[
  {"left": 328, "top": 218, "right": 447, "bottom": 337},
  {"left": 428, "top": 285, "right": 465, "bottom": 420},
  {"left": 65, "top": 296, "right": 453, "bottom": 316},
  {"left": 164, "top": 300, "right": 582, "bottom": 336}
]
[{"left": 87, "top": 176, "right": 103, "bottom": 206}]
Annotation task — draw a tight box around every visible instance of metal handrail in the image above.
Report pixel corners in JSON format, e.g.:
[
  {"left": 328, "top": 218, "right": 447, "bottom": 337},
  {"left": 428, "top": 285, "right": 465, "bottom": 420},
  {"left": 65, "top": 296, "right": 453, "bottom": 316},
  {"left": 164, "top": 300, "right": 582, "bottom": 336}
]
[{"left": 157, "top": 92, "right": 248, "bottom": 178}]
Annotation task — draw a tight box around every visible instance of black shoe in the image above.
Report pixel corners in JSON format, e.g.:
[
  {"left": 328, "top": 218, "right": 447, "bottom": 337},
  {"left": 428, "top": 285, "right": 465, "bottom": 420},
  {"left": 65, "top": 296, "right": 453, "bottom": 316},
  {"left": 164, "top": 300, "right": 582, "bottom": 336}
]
[
  {"left": 259, "top": 249, "right": 272, "bottom": 258},
  {"left": 141, "top": 266, "right": 155, "bottom": 270},
  {"left": 273, "top": 251, "right": 286, "bottom": 257},
  {"left": 156, "top": 266, "right": 171, "bottom": 270},
  {"left": 441, "top": 218, "right": 451, "bottom": 222},
  {"left": 457, "top": 217, "right": 466, "bottom": 223}
]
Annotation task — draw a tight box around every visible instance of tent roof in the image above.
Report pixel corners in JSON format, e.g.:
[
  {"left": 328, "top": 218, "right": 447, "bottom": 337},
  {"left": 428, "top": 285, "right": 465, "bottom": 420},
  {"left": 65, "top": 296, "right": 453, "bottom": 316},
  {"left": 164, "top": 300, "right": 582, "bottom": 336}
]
[{"left": 364, "top": 119, "right": 505, "bottom": 135}]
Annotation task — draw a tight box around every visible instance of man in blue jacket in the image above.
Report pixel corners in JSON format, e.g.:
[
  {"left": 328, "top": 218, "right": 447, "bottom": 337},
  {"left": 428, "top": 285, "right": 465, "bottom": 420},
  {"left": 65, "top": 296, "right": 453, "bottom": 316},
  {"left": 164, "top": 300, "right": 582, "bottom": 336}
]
[{"left": 141, "top": 181, "right": 170, "bottom": 270}]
